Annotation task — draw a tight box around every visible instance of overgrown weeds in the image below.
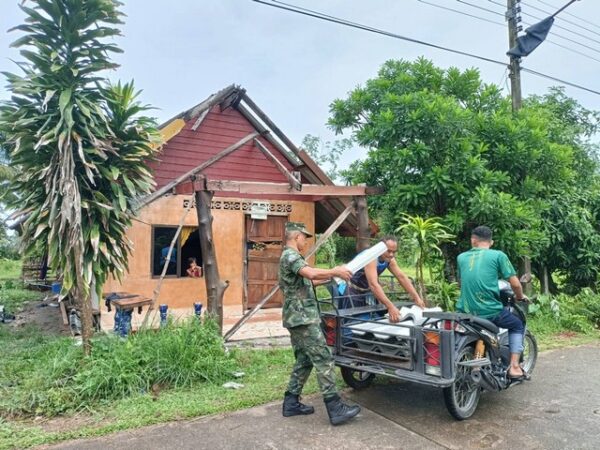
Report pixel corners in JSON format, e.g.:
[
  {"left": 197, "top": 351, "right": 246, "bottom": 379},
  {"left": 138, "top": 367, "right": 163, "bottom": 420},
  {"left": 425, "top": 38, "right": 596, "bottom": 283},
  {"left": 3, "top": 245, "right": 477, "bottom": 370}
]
[
  {"left": 528, "top": 289, "right": 600, "bottom": 336},
  {"left": 0, "top": 318, "right": 238, "bottom": 417}
]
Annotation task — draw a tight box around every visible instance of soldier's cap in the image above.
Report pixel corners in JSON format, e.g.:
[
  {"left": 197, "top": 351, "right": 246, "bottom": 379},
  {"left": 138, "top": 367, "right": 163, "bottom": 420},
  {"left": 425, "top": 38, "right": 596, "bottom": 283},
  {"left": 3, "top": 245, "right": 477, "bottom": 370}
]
[{"left": 285, "top": 221, "right": 313, "bottom": 237}]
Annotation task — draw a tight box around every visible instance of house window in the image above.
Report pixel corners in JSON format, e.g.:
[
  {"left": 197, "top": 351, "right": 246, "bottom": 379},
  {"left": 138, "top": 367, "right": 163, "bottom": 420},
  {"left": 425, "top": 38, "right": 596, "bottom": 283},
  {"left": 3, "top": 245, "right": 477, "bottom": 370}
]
[{"left": 152, "top": 226, "right": 203, "bottom": 277}]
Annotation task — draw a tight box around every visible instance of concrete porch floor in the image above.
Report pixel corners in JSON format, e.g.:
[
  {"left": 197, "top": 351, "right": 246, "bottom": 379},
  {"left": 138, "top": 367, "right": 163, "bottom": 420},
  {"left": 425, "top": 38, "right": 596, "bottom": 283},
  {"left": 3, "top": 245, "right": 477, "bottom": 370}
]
[{"left": 99, "top": 304, "right": 288, "bottom": 342}]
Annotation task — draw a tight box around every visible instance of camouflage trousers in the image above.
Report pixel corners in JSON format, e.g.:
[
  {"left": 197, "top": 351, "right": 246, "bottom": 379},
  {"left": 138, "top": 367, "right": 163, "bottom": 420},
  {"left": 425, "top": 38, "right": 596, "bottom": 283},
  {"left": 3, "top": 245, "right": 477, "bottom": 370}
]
[{"left": 286, "top": 323, "right": 338, "bottom": 399}]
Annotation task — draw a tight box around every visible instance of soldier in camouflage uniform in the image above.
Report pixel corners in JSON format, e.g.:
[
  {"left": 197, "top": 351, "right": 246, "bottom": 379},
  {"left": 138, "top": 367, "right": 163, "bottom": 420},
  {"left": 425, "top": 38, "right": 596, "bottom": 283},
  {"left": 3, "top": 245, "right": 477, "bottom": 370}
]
[{"left": 279, "top": 222, "right": 361, "bottom": 426}]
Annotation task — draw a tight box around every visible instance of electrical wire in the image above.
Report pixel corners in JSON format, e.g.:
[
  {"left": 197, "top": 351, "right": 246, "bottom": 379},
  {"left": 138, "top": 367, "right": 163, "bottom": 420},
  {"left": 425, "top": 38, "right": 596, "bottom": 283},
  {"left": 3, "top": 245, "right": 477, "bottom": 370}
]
[
  {"left": 521, "top": 66, "right": 600, "bottom": 96},
  {"left": 450, "top": 0, "right": 600, "bottom": 64},
  {"left": 262, "top": 0, "right": 509, "bottom": 67},
  {"left": 417, "top": 0, "right": 505, "bottom": 27},
  {"left": 534, "top": 0, "right": 600, "bottom": 31},
  {"left": 487, "top": 0, "right": 600, "bottom": 57},
  {"left": 455, "top": 0, "right": 505, "bottom": 18},
  {"left": 522, "top": 10, "right": 600, "bottom": 47},
  {"left": 253, "top": 0, "right": 600, "bottom": 97},
  {"left": 490, "top": 0, "right": 600, "bottom": 48},
  {"left": 522, "top": 1, "right": 600, "bottom": 38}
]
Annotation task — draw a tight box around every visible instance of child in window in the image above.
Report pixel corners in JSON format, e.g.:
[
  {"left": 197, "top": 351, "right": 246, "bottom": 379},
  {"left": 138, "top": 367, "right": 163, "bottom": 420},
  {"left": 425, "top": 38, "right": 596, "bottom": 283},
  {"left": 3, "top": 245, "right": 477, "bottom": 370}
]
[{"left": 187, "top": 257, "right": 203, "bottom": 278}]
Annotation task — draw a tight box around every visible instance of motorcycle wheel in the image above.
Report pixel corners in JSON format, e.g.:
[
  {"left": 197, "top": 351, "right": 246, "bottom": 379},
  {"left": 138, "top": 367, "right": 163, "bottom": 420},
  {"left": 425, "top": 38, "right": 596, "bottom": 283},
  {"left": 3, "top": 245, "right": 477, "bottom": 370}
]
[
  {"left": 443, "top": 345, "right": 481, "bottom": 420},
  {"left": 521, "top": 330, "right": 538, "bottom": 375},
  {"left": 340, "top": 366, "right": 376, "bottom": 390}
]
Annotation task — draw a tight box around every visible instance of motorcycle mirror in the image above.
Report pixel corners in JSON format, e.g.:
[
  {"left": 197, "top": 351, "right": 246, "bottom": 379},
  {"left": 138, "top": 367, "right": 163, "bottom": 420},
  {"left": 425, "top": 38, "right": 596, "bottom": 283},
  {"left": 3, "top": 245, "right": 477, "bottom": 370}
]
[{"left": 519, "top": 273, "right": 532, "bottom": 284}]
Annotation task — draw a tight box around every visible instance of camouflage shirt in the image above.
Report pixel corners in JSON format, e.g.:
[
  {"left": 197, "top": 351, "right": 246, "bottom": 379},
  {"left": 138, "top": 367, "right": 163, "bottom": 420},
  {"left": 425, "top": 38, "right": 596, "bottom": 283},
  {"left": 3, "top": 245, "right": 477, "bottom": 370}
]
[{"left": 279, "top": 247, "right": 319, "bottom": 329}]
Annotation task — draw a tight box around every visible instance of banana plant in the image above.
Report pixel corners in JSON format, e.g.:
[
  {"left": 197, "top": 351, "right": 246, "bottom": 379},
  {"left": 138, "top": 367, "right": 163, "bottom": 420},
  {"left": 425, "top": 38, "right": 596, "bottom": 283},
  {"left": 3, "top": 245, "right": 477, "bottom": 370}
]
[
  {"left": 0, "top": 0, "right": 160, "bottom": 354},
  {"left": 396, "top": 214, "right": 455, "bottom": 299}
]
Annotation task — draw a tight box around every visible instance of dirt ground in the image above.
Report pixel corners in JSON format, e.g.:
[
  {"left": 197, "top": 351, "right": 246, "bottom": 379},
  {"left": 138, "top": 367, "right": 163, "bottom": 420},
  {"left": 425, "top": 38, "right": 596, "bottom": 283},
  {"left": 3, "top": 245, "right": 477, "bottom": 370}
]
[{"left": 8, "top": 295, "right": 72, "bottom": 336}]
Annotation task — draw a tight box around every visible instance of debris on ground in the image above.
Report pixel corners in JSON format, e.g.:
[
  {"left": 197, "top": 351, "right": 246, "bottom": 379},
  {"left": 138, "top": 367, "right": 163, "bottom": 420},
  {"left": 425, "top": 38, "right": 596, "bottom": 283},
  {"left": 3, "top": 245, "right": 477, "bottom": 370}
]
[{"left": 222, "top": 381, "right": 244, "bottom": 390}]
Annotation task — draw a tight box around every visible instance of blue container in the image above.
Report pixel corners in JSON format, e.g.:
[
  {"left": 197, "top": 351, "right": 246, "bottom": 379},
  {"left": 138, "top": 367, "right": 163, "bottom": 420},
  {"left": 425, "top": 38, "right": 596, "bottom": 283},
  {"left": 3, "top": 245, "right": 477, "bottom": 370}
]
[
  {"left": 194, "top": 302, "right": 203, "bottom": 318},
  {"left": 51, "top": 282, "right": 61, "bottom": 295},
  {"left": 119, "top": 309, "right": 133, "bottom": 337},
  {"left": 159, "top": 304, "right": 168, "bottom": 327}
]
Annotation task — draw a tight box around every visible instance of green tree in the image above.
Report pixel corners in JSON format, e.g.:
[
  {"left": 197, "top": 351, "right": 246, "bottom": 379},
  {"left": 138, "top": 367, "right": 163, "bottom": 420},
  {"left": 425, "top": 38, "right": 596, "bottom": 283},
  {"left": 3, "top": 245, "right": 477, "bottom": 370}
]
[
  {"left": 0, "top": 0, "right": 159, "bottom": 354},
  {"left": 395, "top": 214, "right": 454, "bottom": 299},
  {"left": 301, "top": 134, "right": 353, "bottom": 182},
  {"left": 331, "top": 58, "right": 594, "bottom": 287}
]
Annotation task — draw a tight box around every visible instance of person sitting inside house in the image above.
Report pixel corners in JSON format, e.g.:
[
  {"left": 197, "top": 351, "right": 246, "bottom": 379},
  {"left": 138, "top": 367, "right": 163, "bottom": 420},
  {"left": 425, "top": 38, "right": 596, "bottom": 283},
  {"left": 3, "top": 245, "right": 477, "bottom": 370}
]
[
  {"left": 337, "top": 236, "right": 425, "bottom": 322},
  {"left": 456, "top": 225, "right": 529, "bottom": 380},
  {"left": 186, "top": 257, "right": 203, "bottom": 278}
]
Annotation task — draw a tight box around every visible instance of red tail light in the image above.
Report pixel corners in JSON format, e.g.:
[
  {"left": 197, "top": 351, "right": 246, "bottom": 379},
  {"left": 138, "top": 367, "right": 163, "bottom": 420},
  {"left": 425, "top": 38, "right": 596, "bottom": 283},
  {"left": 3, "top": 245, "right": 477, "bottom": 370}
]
[
  {"left": 323, "top": 316, "right": 336, "bottom": 346},
  {"left": 424, "top": 331, "right": 441, "bottom": 375}
]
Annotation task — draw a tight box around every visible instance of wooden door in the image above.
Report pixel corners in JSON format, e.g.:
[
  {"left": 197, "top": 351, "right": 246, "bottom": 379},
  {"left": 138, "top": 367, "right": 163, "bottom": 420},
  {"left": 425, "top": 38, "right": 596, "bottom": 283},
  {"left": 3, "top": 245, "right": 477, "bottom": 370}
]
[{"left": 245, "top": 216, "right": 286, "bottom": 309}]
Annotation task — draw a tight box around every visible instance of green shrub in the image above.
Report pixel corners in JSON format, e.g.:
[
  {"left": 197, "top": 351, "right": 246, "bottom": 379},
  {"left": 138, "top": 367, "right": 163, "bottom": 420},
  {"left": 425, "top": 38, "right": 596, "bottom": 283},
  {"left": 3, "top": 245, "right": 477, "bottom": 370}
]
[
  {"left": 0, "top": 318, "right": 238, "bottom": 417},
  {"left": 427, "top": 281, "right": 459, "bottom": 311},
  {"left": 528, "top": 291, "right": 600, "bottom": 335}
]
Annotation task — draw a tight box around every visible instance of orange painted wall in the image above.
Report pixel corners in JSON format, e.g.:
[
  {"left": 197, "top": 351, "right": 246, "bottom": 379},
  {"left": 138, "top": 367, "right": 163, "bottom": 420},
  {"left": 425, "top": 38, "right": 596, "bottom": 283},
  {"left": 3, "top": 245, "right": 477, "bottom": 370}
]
[{"left": 103, "top": 194, "right": 315, "bottom": 314}]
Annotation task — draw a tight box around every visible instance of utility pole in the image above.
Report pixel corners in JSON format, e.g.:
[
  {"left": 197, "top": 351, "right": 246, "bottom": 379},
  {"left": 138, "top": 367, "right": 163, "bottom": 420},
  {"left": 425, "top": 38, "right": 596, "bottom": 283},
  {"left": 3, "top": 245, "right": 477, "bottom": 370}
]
[
  {"left": 506, "top": 0, "right": 532, "bottom": 294},
  {"left": 507, "top": 0, "right": 522, "bottom": 112}
]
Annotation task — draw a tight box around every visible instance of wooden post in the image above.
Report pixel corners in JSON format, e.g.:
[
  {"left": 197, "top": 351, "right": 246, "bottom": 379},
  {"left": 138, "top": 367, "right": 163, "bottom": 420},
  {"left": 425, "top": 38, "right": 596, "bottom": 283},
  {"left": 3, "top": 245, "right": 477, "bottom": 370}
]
[
  {"left": 223, "top": 203, "right": 355, "bottom": 342},
  {"left": 354, "top": 195, "right": 370, "bottom": 252},
  {"left": 140, "top": 194, "right": 197, "bottom": 329},
  {"left": 195, "top": 178, "right": 229, "bottom": 332}
]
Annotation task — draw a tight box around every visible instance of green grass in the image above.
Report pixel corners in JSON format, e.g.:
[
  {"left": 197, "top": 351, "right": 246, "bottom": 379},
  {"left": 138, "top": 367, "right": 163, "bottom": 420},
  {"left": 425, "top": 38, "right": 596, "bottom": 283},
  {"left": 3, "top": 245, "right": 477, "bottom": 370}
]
[
  {"left": 0, "top": 335, "right": 330, "bottom": 450},
  {"left": 0, "top": 259, "right": 21, "bottom": 280},
  {"left": 0, "top": 282, "right": 42, "bottom": 315}
]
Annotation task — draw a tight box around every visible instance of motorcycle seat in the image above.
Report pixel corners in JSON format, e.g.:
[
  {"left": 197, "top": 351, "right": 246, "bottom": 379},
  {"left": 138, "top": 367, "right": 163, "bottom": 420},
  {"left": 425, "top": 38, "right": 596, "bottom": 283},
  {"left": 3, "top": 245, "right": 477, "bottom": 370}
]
[{"left": 468, "top": 316, "right": 499, "bottom": 334}]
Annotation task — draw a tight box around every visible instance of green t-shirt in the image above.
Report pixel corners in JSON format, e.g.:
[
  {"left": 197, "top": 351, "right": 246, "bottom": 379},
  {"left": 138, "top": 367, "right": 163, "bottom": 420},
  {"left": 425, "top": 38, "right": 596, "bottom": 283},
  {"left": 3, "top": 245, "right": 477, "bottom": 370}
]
[
  {"left": 278, "top": 247, "right": 319, "bottom": 329},
  {"left": 456, "top": 248, "right": 516, "bottom": 319}
]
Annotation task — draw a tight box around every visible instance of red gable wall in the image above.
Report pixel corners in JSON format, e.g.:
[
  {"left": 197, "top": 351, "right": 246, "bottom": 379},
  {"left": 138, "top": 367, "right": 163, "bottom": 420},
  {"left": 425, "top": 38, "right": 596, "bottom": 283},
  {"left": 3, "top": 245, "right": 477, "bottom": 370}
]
[{"left": 149, "top": 105, "right": 294, "bottom": 190}]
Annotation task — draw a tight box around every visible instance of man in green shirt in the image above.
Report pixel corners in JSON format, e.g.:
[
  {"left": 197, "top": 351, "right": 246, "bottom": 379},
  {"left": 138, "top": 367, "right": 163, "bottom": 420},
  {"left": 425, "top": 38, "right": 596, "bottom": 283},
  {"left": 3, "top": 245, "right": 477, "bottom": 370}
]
[
  {"left": 457, "top": 226, "right": 528, "bottom": 379},
  {"left": 279, "top": 221, "right": 361, "bottom": 425}
]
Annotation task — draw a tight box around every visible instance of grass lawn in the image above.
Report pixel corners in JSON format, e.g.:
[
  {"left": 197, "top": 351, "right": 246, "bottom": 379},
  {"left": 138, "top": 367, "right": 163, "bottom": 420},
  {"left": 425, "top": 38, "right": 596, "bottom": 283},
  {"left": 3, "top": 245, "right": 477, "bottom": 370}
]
[
  {"left": 0, "top": 335, "right": 332, "bottom": 450},
  {"left": 0, "top": 259, "right": 21, "bottom": 280}
]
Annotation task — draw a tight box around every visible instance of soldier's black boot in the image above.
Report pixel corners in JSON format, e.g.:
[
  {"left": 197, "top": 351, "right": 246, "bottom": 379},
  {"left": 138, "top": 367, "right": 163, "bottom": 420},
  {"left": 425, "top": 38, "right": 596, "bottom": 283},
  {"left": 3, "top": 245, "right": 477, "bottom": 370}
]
[
  {"left": 282, "top": 392, "right": 315, "bottom": 417},
  {"left": 324, "top": 394, "right": 361, "bottom": 425}
]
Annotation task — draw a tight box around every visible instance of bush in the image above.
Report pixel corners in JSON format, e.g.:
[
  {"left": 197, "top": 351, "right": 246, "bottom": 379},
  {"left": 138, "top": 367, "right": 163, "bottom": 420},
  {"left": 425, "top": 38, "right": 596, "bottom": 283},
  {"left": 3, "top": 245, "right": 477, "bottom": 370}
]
[
  {"left": 427, "top": 281, "right": 459, "bottom": 311},
  {"left": 528, "top": 291, "right": 600, "bottom": 335},
  {"left": 0, "top": 318, "right": 238, "bottom": 417}
]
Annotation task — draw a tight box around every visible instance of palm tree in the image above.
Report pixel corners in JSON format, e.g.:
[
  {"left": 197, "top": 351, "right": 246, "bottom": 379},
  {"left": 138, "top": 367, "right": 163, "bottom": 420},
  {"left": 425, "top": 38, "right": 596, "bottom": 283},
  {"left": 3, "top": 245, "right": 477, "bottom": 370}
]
[
  {"left": 0, "top": 0, "right": 159, "bottom": 354},
  {"left": 396, "top": 214, "right": 455, "bottom": 300}
]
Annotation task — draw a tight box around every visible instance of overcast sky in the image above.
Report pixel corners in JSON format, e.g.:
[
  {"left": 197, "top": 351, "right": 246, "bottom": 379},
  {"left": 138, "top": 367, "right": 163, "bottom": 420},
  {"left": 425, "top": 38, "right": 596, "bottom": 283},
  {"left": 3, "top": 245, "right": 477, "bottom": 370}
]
[{"left": 2, "top": 0, "right": 600, "bottom": 169}]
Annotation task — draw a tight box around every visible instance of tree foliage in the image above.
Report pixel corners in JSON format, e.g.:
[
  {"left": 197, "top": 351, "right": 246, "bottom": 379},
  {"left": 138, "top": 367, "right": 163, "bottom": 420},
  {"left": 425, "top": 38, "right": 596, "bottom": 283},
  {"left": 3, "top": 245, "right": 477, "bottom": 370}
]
[
  {"left": 331, "top": 58, "right": 600, "bottom": 290},
  {"left": 301, "top": 134, "right": 353, "bottom": 182},
  {"left": 0, "top": 0, "right": 160, "bottom": 352}
]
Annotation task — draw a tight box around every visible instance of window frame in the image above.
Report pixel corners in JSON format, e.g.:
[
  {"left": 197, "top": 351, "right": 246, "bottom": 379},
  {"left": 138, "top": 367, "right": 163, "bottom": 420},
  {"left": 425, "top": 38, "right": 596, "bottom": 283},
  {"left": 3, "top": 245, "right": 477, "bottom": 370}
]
[{"left": 151, "top": 225, "right": 181, "bottom": 279}]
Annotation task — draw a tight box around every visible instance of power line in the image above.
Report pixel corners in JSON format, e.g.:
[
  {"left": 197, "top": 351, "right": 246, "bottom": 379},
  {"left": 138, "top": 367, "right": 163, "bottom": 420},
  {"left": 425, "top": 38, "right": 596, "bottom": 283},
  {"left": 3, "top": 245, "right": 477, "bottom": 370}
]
[
  {"left": 417, "top": 0, "right": 505, "bottom": 27},
  {"left": 522, "top": 1, "right": 600, "bottom": 38},
  {"left": 534, "top": 0, "right": 600, "bottom": 31},
  {"left": 253, "top": 0, "right": 600, "bottom": 97},
  {"left": 521, "top": 9, "right": 600, "bottom": 47},
  {"left": 521, "top": 66, "right": 600, "bottom": 96},
  {"left": 455, "top": 0, "right": 504, "bottom": 18},
  {"left": 488, "top": 0, "right": 600, "bottom": 56},
  {"left": 490, "top": 0, "right": 600, "bottom": 48},
  {"left": 262, "top": 0, "right": 509, "bottom": 67},
  {"left": 449, "top": 0, "right": 600, "bottom": 64}
]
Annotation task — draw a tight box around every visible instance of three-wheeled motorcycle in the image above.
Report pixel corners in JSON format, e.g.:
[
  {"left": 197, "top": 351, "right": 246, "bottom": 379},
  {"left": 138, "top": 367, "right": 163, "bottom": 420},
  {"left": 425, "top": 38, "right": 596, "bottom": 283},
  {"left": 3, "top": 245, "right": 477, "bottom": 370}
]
[{"left": 318, "top": 283, "right": 537, "bottom": 420}]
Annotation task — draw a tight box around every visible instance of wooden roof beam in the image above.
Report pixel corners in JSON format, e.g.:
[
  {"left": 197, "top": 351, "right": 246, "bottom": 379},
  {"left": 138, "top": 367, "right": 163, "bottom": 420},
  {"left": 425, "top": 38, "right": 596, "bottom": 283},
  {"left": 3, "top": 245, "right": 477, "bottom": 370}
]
[
  {"left": 254, "top": 138, "right": 302, "bottom": 191},
  {"left": 203, "top": 179, "right": 382, "bottom": 197},
  {"left": 136, "top": 131, "right": 260, "bottom": 209}
]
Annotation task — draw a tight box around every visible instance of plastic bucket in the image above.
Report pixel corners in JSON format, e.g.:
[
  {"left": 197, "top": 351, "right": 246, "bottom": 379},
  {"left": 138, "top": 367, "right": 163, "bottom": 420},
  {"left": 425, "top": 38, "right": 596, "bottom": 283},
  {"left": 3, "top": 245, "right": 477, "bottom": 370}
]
[{"left": 51, "top": 282, "right": 61, "bottom": 294}]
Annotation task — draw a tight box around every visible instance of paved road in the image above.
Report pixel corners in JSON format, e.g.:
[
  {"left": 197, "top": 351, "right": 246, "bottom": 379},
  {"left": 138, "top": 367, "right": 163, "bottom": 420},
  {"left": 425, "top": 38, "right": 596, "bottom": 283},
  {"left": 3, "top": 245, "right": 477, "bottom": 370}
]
[{"left": 44, "top": 343, "right": 600, "bottom": 450}]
